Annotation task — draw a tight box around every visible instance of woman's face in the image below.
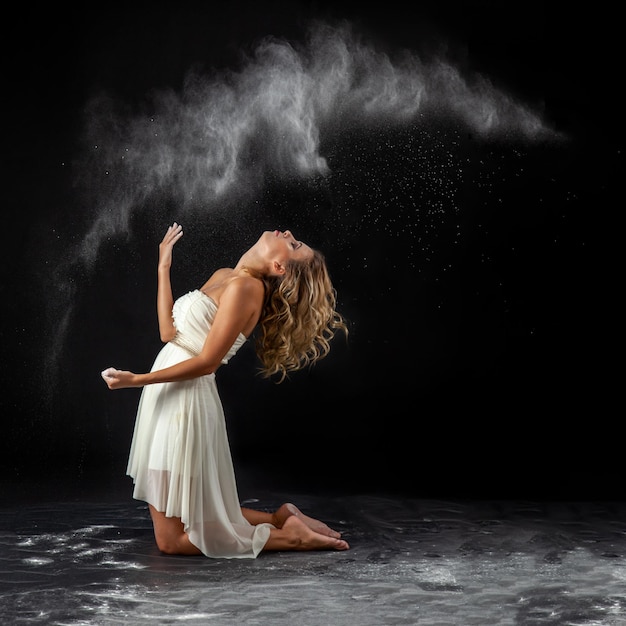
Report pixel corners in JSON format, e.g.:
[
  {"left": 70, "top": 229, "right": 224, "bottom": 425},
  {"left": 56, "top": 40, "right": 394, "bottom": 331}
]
[{"left": 258, "top": 230, "right": 314, "bottom": 267}]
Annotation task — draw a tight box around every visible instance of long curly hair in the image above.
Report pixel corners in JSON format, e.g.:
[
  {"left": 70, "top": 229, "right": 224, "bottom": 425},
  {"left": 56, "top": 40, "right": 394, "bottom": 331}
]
[{"left": 252, "top": 250, "right": 348, "bottom": 382}]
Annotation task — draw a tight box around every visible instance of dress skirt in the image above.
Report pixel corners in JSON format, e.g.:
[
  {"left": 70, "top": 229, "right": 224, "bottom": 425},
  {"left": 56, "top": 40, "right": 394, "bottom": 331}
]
[{"left": 126, "top": 339, "right": 273, "bottom": 558}]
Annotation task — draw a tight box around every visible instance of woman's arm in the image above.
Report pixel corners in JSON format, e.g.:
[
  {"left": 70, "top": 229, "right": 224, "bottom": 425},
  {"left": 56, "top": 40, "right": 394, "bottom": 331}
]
[
  {"left": 157, "top": 223, "right": 183, "bottom": 342},
  {"left": 102, "top": 356, "right": 211, "bottom": 389},
  {"left": 101, "top": 274, "right": 264, "bottom": 390}
]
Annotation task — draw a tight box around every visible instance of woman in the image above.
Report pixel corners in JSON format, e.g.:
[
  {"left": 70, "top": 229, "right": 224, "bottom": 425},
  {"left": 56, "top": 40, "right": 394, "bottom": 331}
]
[{"left": 101, "top": 223, "right": 349, "bottom": 557}]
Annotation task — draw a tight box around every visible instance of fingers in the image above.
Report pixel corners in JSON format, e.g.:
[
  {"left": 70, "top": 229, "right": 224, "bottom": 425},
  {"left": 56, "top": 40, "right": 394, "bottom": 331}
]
[
  {"left": 168, "top": 222, "right": 183, "bottom": 237},
  {"left": 101, "top": 367, "right": 118, "bottom": 380},
  {"left": 101, "top": 367, "right": 118, "bottom": 387},
  {"left": 162, "top": 222, "right": 183, "bottom": 245}
]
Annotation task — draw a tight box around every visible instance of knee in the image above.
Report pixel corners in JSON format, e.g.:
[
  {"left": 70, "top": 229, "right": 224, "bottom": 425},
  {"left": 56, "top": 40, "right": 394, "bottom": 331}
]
[{"left": 155, "top": 533, "right": 180, "bottom": 555}]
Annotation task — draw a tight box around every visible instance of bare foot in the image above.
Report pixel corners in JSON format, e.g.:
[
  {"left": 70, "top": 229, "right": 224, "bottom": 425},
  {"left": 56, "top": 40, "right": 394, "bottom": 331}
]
[
  {"left": 265, "top": 516, "right": 350, "bottom": 551},
  {"left": 273, "top": 503, "right": 342, "bottom": 539}
]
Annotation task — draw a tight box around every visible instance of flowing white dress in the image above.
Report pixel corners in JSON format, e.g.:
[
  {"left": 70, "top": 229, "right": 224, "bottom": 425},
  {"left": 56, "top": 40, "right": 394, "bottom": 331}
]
[{"left": 126, "top": 289, "right": 273, "bottom": 558}]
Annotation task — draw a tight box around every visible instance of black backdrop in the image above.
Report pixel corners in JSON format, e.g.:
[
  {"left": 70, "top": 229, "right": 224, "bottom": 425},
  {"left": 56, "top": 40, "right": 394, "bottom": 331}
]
[{"left": 2, "top": 2, "right": 621, "bottom": 501}]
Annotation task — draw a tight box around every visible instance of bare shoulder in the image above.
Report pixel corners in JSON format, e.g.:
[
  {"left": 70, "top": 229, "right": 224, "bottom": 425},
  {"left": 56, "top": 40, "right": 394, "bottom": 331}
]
[
  {"left": 222, "top": 273, "right": 264, "bottom": 303},
  {"left": 218, "top": 274, "right": 265, "bottom": 336},
  {"left": 201, "top": 269, "right": 264, "bottom": 312}
]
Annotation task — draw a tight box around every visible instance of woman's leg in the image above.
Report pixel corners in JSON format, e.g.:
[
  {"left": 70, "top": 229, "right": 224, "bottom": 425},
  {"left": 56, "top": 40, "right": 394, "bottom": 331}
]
[
  {"left": 263, "top": 516, "right": 350, "bottom": 551},
  {"left": 241, "top": 502, "right": 343, "bottom": 538},
  {"left": 148, "top": 504, "right": 202, "bottom": 555},
  {"left": 148, "top": 503, "right": 349, "bottom": 556}
]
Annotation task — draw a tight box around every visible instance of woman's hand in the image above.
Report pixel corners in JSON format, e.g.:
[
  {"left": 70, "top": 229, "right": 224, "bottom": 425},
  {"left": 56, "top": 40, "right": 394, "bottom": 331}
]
[
  {"left": 158, "top": 222, "right": 183, "bottom": 271},
  {"left": 101, "top": 367, "right": 140, "bottom": 390}
]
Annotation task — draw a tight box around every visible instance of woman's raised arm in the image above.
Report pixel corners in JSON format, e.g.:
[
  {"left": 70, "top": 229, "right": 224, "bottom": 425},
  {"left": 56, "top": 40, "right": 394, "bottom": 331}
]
[{"left": 157, "top": 222, "right": 184, "bottom": 342}]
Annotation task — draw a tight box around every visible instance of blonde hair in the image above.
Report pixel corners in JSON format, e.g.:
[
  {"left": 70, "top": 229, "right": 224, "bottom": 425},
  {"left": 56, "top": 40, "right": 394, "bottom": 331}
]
[{"left": 254, "top": 250, "right": 348, "bottom": 382}]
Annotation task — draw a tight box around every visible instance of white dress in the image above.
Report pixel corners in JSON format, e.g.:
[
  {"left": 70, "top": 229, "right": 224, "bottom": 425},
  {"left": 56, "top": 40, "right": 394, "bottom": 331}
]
[{"left": 126, "top": 289, "right": 273, "bottom": 558}]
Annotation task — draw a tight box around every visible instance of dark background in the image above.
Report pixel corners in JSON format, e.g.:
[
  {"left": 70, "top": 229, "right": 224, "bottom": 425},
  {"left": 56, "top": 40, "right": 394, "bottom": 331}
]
[{"left": 2, "top": 2, "right": 621, "bottom": 502}]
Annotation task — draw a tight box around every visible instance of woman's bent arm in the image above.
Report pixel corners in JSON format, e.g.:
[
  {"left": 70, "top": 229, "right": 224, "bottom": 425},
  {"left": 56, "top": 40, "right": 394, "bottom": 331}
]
[
  {"left": 101, "top": 276, "right": 262, "bottom": 390},
  {"left": 102, "top": 355, "right": 215, "bottom": 389}
]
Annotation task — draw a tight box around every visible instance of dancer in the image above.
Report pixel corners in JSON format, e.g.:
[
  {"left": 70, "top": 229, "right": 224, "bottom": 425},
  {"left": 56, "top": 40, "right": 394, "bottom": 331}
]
[{"left": 101, "top": 223, "right": 349, "bottom": 557}]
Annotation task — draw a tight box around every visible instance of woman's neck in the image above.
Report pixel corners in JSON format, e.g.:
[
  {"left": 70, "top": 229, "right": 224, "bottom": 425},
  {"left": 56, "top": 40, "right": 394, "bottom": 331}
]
[{"left": 234, "top": 250, "right": 266, "bottom": 276}]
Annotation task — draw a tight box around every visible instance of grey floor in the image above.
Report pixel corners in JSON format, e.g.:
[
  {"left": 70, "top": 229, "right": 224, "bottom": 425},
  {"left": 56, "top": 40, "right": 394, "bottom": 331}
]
[{"left": 1, "top": 484, "right": 625, "bottom": 625}]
